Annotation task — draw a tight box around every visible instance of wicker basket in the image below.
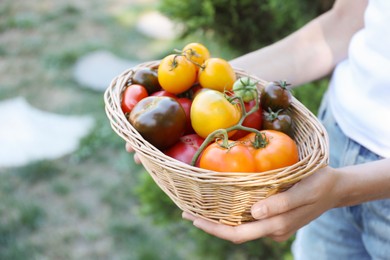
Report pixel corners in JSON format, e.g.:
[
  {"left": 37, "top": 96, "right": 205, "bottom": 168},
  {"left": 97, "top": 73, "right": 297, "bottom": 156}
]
[{"left": 104, "top": 60, "right": 329, "bottom": 226}]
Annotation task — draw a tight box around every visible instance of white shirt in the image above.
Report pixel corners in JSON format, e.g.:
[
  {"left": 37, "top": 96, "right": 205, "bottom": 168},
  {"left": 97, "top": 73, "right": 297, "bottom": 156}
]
[{"left": 329, "top": 0, "right": 390, "bottom": 158}]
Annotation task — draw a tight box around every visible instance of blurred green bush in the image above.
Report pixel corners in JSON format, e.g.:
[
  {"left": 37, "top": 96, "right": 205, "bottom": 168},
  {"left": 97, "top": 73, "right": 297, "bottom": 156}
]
[{"left": 159, "top": 0, "right": 334, "bottom": 53}]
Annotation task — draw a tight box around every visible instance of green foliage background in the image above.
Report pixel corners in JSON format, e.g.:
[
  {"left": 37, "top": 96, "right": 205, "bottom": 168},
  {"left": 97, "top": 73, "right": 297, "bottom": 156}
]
[{"left": 159, "top": 0, "right": 333, "bottom": 53}]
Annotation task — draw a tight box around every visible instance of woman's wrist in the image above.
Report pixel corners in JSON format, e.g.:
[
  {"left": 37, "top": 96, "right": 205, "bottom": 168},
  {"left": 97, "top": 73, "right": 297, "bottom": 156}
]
[{"left": 333, "top": 158, "right": 390, "bottom": 208}]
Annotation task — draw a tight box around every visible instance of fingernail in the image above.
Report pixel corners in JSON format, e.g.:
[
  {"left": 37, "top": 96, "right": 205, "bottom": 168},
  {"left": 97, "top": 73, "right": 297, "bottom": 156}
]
[
  {"left": 182, "top": 211, "right": 196, "bottom": 221},
  {"left": 182, "top": 212, "right": 190, "bottom": 220},
  {"left": 193, "top": 219, "right": 202, "bottom": 228},
  {"left": 252, "top": 205, "right": 267, "bottom": 219}
]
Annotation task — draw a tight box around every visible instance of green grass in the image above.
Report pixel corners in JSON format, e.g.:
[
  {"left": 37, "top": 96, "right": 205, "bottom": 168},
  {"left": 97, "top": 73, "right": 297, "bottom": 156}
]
[{"left": 0, "top": 188, "right": 45, "bottom": 260}]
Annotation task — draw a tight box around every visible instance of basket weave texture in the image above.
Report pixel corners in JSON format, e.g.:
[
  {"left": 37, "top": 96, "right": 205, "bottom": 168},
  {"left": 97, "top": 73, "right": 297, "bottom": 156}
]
[{"left": 104, "top": 60, "right": 329, "bottom": 226}]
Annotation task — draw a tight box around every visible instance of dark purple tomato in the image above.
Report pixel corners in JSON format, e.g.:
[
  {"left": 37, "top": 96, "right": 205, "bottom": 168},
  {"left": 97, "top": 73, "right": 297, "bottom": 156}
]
[
  {"left": 262, "top": 108, "right": 294, "bottom": 138},
  {"left": 260, "top": 80, "right": 292, "bottom": 111},
  {"left": 129, "top": 96, "right": 186, "bottom": 150}
]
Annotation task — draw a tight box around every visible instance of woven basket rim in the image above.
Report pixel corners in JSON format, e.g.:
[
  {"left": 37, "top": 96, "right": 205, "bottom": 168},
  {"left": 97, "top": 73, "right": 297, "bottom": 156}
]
[{"left": 103, "top": 59, "right": 329, "bottom": 225}]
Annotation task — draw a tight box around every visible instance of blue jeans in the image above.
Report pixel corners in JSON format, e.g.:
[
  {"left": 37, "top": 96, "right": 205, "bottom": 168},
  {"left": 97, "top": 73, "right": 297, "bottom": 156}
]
[{"left": 292, "top": 95, "right": 390, "bottom": 260}]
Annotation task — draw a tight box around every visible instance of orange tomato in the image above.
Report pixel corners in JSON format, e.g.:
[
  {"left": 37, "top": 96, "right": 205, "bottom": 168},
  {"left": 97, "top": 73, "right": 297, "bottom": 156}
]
[
  {"left": 198, "top": 58, "right": 236, "bottom": 92},
  {"left": 158, "top": 54, "right": 197, "bottom": 94},
  {"left": 183, "top": 42, "right": 211, "bottom": 70},
  {"left": 199, "top": 140, "right": 256, "bottom": 172},
  {"left": 239, "top": 130, "right": 299, "bottom": 172}
]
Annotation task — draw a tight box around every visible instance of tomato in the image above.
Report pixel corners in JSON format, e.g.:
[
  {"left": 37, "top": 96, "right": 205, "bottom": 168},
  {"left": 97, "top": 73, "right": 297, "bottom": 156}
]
[
  {"left": 183, "top": 42, "right": 210, "bottom": 70},
  {"left": 150, "top": 90, "right": 193, "bottom": 134},
  {"left": 121, "top": 84, "right": 149, "bottom": 113},
  {"left": 260, "top": 80, "right": 292, "bottom": 111},
  {"left": 129, "top": 96, "right": 186, "bottom": 150},
  {"left": 132, "top": 67, "right": 161, "bottom": 94},
  {"left": 151, "top": 90, "right": 177, "bottom": 99},
  {"left": 158, "top": 54, "right": 197, "bottom": 94},
  {"left": 198, "top": 58, "right": 236, "bottom": 92},
  {"left": 190, "top": 89, "right": 241, "bottom": 138},
  {"left": 232, "top": 77, "right": 258, "bottom": 102},
  {"left": 188, "top": 84, "right": 203, "bottom": 99},
  {"left": 231, "top": 100, "right": 262, "bottom": 140},
  {"left": 239, "top": 130, "right": 299, "bottom": 172},
  {"left": 262, "top": 108, "right": 294, "bottom": 138},
  {"left": 177, "top": 97, "right": 194, "bottom": 134},
  {"left": 199, "top": 140, "right": 256, "bottom": 172},
  {"left": 163, "top": 134, "right": 204, "bottom": 165},
  {"left": 150, "top": 90, "right": 193, "bottom": 133}
]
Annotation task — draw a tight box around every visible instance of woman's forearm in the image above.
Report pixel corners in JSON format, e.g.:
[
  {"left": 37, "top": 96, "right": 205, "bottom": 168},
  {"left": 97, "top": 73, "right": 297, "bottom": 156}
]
[
  {"left": 230, "top": 0, "right": 367, "bottom": 86},
  {"left": 335, "top": 158, "right": 390, "bottom": 207}
]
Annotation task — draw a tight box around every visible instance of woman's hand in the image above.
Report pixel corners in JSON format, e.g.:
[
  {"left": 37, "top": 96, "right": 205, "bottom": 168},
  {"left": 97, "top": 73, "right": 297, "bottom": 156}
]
[
  {"left": 183, "top": 166, "right": 340, "bottom": 243},
  {"left": 125, "top": 143, "right": 141, "bottom": 164}
]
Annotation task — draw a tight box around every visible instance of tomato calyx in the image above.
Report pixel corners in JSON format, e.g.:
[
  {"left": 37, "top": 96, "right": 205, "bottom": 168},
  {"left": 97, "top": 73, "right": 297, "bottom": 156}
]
[
  {"left": 169, "top": 54, "right": 184, "bottom": 71},
  {"left": 214, "top": 136, "right": 236, "bottom": 150},
  {"left": 232, "top": 77, "right": 259, "bottom": 102},
  {"left": 262, "top": 107, "right": 294, "bottom": 138},
  {"left": 275, "top": 80, "right": 291, "bottom": 90},
  {"left": 174, "top": 48, "right": 205, "bottom": 70},
  {"left": 264, "top": 108, "right": 284, "bottom": 121},
  {"left": 249, "top": 132, "right": 269, "bottom": 149},
  {"left": 177, "top": 48, "right": 203, "bottom": 68}
]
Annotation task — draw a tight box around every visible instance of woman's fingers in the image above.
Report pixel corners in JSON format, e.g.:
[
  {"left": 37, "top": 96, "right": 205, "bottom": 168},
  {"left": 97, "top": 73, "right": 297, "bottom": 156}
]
[
  {"left": 133, "top": 153, "right": 141, "bottom": 164},
  {"left": 126, "top": 142, "right": 134, "bottom": 153},
  {"left": 182, "top": 211, "right": 197, "bottom": 221},
  {"left": 125, "top": 142, "right": 141, "bottom": 164}
]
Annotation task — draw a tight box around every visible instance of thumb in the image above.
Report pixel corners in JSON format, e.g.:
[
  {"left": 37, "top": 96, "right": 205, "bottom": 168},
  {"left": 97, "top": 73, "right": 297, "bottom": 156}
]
[{"left": 251, "top": 184, "right": 309, "bottom": 220}]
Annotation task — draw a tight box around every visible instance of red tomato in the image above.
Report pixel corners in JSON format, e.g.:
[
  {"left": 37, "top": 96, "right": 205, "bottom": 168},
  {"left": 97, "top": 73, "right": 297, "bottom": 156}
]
[
  {"left": 151, "top": 90, "right": 177, "bottom": 99},
  {"left": 231, "top": 100, "right": 262, "bottom": 140},
  {"left": 177, "top": 97, "right": 194, "bottom": 134},
  {"left": 121, "top": 84, "right": 149, "bottom": 113},
  {"left": 163, "top": 134, "right": 204, "bottom": 165},
  {"left": 189, "top": 84, "right": 203, "bottom": 98},
  {"left": 239, "top": 130, "right": 299, "bottom": 172},
  {"left": 199, "top": 140, "right": 256, "bottom": 172}
]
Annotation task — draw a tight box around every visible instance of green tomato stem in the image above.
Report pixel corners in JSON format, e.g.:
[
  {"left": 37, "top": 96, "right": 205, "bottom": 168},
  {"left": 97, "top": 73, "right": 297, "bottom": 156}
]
[
  {"left": 175, "top": 48, "right": 205, "bottom": 70},
  {"left": 190, "top": 129, "right": 229, "bottom": 166}
]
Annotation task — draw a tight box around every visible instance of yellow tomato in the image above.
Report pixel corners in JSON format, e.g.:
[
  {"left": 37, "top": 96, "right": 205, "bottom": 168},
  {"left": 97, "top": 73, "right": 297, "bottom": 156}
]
[
  {"left": 190, "top": 89, "right": 241, "bottom": 138},
  {"left": 198, "top": 58, "right": 237, "bottom": 92},
  {"left": 158, "top": 54, "right": 197, "bottom": 94},
  {"left": 183, "top": 42, "right": 211, "bottom": 70}
]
